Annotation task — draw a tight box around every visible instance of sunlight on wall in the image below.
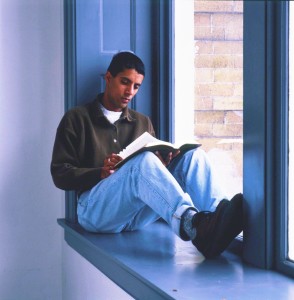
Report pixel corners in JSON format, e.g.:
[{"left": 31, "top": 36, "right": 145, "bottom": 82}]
[{"left": 174, "top": 0, "right": 194, "bottom": 142}]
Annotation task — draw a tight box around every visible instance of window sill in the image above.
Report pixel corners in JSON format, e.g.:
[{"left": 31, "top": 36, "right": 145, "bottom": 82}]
[{"left": 58, "top": 219, "right": 293, "bottom": 300}]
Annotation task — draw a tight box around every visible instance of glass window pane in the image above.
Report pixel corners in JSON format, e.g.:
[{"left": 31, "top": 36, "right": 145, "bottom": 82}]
[{"left": 193, "top": 0, "right": 243, "bottom": 199}]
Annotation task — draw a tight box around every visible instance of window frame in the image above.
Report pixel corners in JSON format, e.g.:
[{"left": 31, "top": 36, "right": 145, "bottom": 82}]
[
  {"left": 63, "top": 0, "right": 294, "bottom": 279},
  {"left": 274, "top": 1, "right": 293, "bottom": 277},
  {"left": 244, "top": 0, "right": 294, "bottom": 278}
]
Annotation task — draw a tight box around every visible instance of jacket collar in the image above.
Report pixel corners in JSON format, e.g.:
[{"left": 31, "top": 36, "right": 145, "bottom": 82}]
[{"left": 91, "top": 93, "right": 136, "bottom": 123}]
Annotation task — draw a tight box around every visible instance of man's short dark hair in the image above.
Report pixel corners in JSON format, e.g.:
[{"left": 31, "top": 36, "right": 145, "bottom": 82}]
[{"left": 107, "top": 51, "right": 145, "bottom": 77}]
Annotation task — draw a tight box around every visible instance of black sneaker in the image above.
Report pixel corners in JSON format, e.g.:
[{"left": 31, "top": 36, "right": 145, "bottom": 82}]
[{"left": 192, "top": 193, "right": 243, "bottom": 258}]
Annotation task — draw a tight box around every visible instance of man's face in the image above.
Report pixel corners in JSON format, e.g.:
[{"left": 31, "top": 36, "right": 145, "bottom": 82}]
[{"left": 103, "top": 68, "right": 144, "bottom": 112}]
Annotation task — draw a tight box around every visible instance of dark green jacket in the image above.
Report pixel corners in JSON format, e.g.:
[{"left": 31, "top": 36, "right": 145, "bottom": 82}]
[{"left": 51, "top": 94, "right": 155, "bottom": 193}]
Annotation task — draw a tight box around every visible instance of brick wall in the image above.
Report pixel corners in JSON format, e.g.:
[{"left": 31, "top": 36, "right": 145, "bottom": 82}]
[{"left": 194, "top": 0, "right": 243, "bottom": 195}]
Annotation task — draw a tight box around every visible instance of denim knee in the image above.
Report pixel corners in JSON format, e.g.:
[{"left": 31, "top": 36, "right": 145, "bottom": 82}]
[{"left": 131, "top": 151, "right": 162, "bottom": 168}]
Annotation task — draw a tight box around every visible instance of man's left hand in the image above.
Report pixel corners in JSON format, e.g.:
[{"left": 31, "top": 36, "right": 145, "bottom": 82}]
[{"left": 155, "top": 150, "right": 180, "bottom": 167}]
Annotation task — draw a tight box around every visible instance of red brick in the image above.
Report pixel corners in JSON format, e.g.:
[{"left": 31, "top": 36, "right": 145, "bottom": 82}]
[
  {"left": 211, "top": 83, "right": 235, "bottom": 97},
  {"left": 194, "top": 97, "right": 213, "bottom": 110},
  {"left": 214, "top": 69, "right": 243, "bottom": 83},
  {"left": 194, "top": 13, "right": 211, "bottom": 27},
  {"left": 233, "top": 83, "right": 243, "bottom": 96},
  {"left": 225, "top": 25, "right": 243, "bottom": 41},
  {"left": 195, "top": 41, "right": 214, "bottom": 55},
  {"left": 195, "top": 55, "right": 236, "bottom": 68},
  {"left": 213, "top": 123, "right": 243, "bottom": 137},
  {"left": 195, "top": 83, "right": 235, "bottom": 97},
  {"left": 194, "top": 1, "right": 235, "bottom": 13},
  {"left": 225, "top": 111, "right": 243, "bottom": 124},
  {"left": 195, "top": 111, "right": 225, "bottom": 124},
  {"left": 233, "top": 1, "right": 244, "bottom": 13},
  {"left": 213, "top": 97, "right": 243, "bottom": 110},
  {"left": 194, "top": 123, "right": 213, "bottom": 137},
  {"left": 195, "top": 68, "right": 214, "bottom": 83},
  {"left": 194, "top": 124, "right": 213, "bottom": 137},
  {"left": 194, "top": 26, "right": 225, "bottom": 40},
  {"left": 213, "top": 41, "right": 243, "bottom": 54},
  {"left": 212, "top": 14, "right": 242, "bottom": 27},
  {"left": 234, "top": 56, "right": 243, "bottom": 68}
]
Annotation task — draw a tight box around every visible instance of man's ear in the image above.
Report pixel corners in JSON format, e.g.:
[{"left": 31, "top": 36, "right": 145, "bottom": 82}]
[{"left": 105, "top": 71, "right": 112, "bottom": 84}]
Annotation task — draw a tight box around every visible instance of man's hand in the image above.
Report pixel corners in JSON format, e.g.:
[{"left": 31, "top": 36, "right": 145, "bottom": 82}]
[
  {"left": 101, "top": 153, "right": 123, "bottom": 179},
  {"left": 155, "top": 150, "right": 180, "bottom": 167}
]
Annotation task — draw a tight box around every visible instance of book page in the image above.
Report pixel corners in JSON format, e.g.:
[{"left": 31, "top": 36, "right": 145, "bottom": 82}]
[
  {"left": 118, "top": 132, "right": 158, "bottom": 159},
  {"left": 115, "top": 132, "right": 201, "bottom": 168}
]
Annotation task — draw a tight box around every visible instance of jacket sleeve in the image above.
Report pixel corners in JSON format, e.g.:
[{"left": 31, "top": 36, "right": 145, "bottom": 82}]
[
  {"left": 50, "top": 114, "right": 101, "bottom": 192},
  {"left": 147, "top": 117, "right": 156, "bottom": 137}
]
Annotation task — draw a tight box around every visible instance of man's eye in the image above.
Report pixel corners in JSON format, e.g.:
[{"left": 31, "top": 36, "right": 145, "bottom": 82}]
[{"left": 134, "top": 85, "right": 140, "bottom": 90}]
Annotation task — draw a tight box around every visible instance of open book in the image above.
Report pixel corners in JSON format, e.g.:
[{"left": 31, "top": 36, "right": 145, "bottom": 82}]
[{"left": 115, "top": 132, "right": 201, "bottom": 168}]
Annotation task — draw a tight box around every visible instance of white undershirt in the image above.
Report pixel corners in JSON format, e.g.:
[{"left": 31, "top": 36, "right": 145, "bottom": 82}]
[{"left": 99, "top": 103, "right": 122, "bottom": 124}]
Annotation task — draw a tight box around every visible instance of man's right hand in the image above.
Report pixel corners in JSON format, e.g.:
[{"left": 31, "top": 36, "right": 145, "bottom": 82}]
[{"left": 101, "top": 153, "right": 123, "bottom": 179}]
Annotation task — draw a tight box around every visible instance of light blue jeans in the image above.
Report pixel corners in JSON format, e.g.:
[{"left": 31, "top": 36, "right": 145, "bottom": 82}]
[{"left": 77, "top": 149, "right": 226, "bottom": 238}]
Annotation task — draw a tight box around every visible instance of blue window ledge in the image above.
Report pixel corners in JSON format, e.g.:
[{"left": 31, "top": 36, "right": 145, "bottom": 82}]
[{"left": 58, "top": 219, "right": 294, "bottom": 300}]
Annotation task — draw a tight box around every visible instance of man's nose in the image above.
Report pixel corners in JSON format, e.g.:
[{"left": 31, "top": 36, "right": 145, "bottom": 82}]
[{"left": 126, "top": 85, "right": 134, "bottom": 95}]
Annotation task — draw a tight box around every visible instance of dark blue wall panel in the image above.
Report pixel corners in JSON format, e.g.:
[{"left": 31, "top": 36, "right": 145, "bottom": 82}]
[{"left": 74, "top": 0, "right": 155, "bottom": 121}]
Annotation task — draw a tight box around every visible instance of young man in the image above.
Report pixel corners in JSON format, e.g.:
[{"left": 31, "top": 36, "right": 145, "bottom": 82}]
[{"left": 51, "top": 51, "right": 243, "bottom": 258}]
